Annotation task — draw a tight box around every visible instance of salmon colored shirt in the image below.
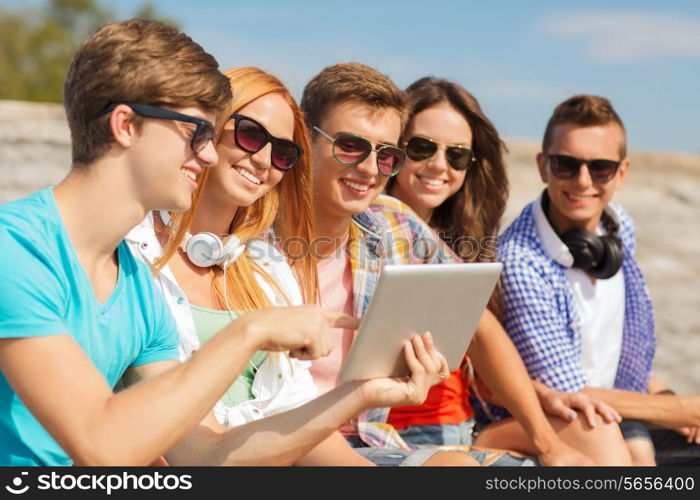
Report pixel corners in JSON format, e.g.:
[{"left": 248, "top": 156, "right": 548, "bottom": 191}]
[{"left": 310, "top": 240, "right": 356, "bottom": 435}]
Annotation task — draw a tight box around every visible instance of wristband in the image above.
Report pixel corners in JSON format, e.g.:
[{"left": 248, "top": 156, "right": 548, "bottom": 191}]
[{"left": 654, "top": 389, "right": 676, "bottom": 396}]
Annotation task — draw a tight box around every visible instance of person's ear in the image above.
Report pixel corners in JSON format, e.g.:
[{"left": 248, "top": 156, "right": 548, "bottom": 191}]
[
  {"left": 536, "top": 152, "right": 548, "bottom": 183},
  {"left": 108, "top": 104, "right": 139, "bottom": 148},
  {"left": 613, "top": 157, "right": 631, "bottom": 190}
]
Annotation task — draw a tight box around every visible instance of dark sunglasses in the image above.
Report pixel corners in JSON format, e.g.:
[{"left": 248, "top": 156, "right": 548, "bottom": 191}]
[
  {"left": 230, "top": 114, "right": 302, "bottom": 171},
  {"left": 313, "top": 126, "right": 406, "bottom": 177},
  {"left": 547, "top": 154, "right": 622, "bottom": 184},
  {"left": 101, "top": 103, "right": 216, "bottom": 153},
  {"left": 405, "top": 136, "right": 476, "bottom": 171}
]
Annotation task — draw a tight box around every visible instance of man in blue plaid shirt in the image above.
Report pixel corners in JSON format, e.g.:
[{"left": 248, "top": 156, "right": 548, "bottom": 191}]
[{"left": 495, "top": 94, "right": 700, "bottom": 465}]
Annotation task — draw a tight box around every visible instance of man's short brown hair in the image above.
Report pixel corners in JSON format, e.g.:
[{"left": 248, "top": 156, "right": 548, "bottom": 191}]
[
  {"left": 542, "top": 94, "right": 627, "bottom": 157},
  {"left": 301, "top": 62, "right": 407, "bottom": 134},
  {"left": 64, "top": 19, "right": 231, "bottom": 167}
]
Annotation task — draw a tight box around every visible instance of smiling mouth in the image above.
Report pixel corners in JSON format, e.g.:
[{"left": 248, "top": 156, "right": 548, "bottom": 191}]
[
  {"left": 565, "top": 192, "right": 598, "bottom": 201},
  {"left": 235, "top": 166, "right": 262, "bottom": 185},
  {"left": 181, "top": 168, "right": 197, "bottom": 182},
  {"left": 418, "top": 176, "right": 446, "bottom": 187},
  {"left": 340, "top": 178, "right": 373, "bottom": 192}
]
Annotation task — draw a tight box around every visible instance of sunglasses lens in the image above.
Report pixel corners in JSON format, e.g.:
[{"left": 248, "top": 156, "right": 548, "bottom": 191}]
[
  {"left": 271, "top": 141, "right": 301, "bottom": 170},
  {"left": 192, "top": 124, "right": 216, "bottom": 152},
  {"left": 446, "top": 147, "right": 474, "bottom": 171},
  {"left": 236, "top": 118, "right": 266, "bottom": 153},
  {"left": 405, "top": 137, "right": 437, "bottom": 161},
  {"left": 588, "top": 160, "right": 620, "bottom": 183},
  {"left": 377, "top": 147, "right": 406, "bottom": 176},
  {"left": 550, "top": 154, "right": 620, "bottom": 183},
  {"left": 333, "top": 134, "right": 371, "bottom": 165},
  {"left": 549, "top": 155, "right": 582, "bottom": 179}
]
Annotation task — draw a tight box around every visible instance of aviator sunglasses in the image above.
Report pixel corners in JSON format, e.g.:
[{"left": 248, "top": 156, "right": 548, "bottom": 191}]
[
  {"left": 313, "top": 126, "right": 406, "bottom": 177},
  {"left": 404, "top": 136, "right": 476, "bottom": 171},
  {"left": 547, "top": 154, "right": 622, "bottom": 184},
  {"left": 101, "top": 103, "right": 216, "bottom": 153},
  {"left": 231, "top": 114, "right": 303, "bottom": 171}
]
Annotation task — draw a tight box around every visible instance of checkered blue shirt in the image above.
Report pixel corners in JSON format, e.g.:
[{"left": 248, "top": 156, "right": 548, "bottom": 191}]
[{"left": 476, "top": 198, "right": 656, "bottom": 422}]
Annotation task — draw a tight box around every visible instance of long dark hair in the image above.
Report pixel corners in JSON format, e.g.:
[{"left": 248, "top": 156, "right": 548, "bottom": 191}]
[
  {"left": 388, "top": 77, "right": 509, "bottom": 316},
  {"left": 388, "top": 77, "right": 509, "bottom": 263}
]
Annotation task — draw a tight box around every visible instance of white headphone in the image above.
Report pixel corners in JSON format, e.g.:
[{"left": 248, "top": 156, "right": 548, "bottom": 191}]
[
  {"left": 159, "top": 211, "right": 246, "bottom": 269},
  {"left": 183, "top": 232, "right": 246, "bottom": 269}
]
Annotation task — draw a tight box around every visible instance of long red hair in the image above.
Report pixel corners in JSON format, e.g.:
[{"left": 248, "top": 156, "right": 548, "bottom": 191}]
[{"left": 153, "top": 66, "right": 318, "bottom": 310}]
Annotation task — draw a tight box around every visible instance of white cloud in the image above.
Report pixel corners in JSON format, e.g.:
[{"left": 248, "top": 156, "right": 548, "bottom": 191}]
[{"left": 539, "top": 12, "right": 700, "bottom": 63}]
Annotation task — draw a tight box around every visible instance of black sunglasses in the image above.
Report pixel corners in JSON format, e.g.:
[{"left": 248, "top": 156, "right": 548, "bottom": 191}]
[
  {"left": 404, "top": 136, "right": 476, "bottom": 171},
  {"left": 230, "top": 114, "right": 303, "bottom": 171},
  {"left": 101, "top": 103, "right": 216, "bottom": 153},
  {"left": 547, "top": 154, "right": 621, "bottom": 184},
  {"left": 313, "top": 126, "right": 406, "bottom": 177}
]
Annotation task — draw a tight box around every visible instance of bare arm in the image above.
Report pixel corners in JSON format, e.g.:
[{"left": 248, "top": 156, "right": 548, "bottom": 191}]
[
  {"left": 125, "top": 354, "right": 372, "bottom": 465},
  {"left": 640, "top": 373, "right": 700, "bottom": 443},
  {"left": 581, "top": 387, "right": 700, "bottom": 428},
  {"left": 468, "top": 309, "right": 592, "bottom": 465},
  {"left": 164, "top": 381, "right": 375, "bottom": 465},
  {"left": 0, "top": 306, "right": 352, "bottom": 465},
  {"left": 139, "top": 333, "right": 448, "bottom": 466},
  {"left": 293, "top": 431, "right": 373, "bottom": 466}
]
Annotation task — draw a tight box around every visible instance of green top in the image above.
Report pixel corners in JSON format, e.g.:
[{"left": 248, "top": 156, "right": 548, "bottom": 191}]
[{"left": 190, "top": 305, "right": 268, "bottom": 407}]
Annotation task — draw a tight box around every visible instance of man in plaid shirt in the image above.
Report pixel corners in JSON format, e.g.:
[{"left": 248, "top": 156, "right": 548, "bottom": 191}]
[{"left": 495, "top": 94, "right": 700, "bottom": 465}]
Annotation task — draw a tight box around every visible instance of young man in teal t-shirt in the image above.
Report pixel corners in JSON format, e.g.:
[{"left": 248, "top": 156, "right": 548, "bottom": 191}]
[{"left": 0, "top": 20, "right": 447, "bottom": 466}]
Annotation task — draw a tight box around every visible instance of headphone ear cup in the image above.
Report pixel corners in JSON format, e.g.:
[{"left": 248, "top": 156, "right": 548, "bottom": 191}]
[
  {"left": 185, "top": 232, "right": 224, "bottom": 267},
  {"left": 590, "top": 235, "right": 624, "bottom": 279},
  {"left": 561, "top": 229, "right": 605, "bottom": 271},
  {"left": 217, "top": 236, "right": 246, "bottom": 269}
]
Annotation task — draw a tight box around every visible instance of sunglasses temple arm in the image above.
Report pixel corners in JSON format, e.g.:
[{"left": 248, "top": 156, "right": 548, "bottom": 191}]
[{"left": 313, "top": 126, "right": 335, "bottom": 142}]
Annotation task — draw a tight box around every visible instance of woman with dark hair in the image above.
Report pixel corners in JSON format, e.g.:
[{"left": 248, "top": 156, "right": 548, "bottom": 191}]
[
  {"left": 388, "top": 77, "right": 508, "bottom": 266},
  {"left": 385, "top": 77, "right": 632, "bottom": 465}
]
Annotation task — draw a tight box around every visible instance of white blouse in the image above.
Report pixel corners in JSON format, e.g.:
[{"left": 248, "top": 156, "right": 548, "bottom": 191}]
[{"left": 125, "top": 212, "right": 318, "bottom": 427}]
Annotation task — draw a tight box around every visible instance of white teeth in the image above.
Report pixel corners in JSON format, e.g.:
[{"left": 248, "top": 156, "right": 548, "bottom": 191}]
[
  {"left": 420, "top": 177, "right": 445, "bottom": 186},
  {"left": 341, "top": 179, "right": 370, "bottom": 192},
  {"left": 181, "top": 169, "right": 196, "bottom": 181},
  {"left": 236, "top": 167, "right": 262, "bottom": 185}
]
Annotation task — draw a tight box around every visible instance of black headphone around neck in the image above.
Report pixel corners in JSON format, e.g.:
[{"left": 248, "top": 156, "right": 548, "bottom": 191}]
[{"left": 541, "top": 191, "right": 623, "bottom": 280}]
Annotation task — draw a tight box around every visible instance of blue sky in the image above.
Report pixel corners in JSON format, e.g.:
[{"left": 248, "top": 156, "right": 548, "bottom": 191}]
[{"left": 4, "top": 0, "right": 700, "bottom": 153}]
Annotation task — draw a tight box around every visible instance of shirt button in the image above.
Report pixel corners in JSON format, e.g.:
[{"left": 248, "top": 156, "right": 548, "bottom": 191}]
[
  {"left": 140, "top": 242, "right": 148, "bottom": 249},
  {"left": 177, "top": 297, "right": 184, "bottom": 305}
]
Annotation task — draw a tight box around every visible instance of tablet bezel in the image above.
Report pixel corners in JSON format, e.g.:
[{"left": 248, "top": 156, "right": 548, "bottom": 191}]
[{"left": 338, "top": 262, "right": 503, "bottom": 382}]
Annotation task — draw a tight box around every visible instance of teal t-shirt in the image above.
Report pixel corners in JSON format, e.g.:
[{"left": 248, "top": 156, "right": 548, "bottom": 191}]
[
  {"left": 0, "top": 189, "right": 180, "bottom": 465},
  {"left": 190, "top": 305, "right": 268, "bottom": 407}
]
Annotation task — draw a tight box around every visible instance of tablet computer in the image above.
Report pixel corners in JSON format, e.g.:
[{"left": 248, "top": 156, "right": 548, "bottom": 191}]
[{"left": 338, "top": 262, "right": 502, "bottom": 382}]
